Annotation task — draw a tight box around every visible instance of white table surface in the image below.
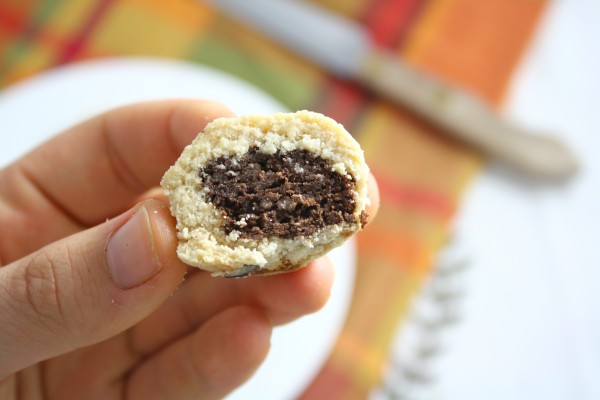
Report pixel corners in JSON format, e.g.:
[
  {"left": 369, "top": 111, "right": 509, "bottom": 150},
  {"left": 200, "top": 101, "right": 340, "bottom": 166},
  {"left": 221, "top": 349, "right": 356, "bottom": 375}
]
[{"left": 427, "top": 1, "right": 600, "bottom": 399}]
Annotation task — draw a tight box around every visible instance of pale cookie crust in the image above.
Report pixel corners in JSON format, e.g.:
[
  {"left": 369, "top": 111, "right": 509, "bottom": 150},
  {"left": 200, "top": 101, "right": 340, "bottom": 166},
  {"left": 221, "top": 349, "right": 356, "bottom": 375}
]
[{"left": 161, "top": 111, "right": 369, "bottom": 277}]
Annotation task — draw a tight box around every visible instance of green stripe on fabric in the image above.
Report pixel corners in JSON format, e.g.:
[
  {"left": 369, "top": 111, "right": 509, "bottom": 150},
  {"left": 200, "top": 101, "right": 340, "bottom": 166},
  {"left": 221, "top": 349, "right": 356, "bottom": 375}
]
[
  {"left": 189, "top": 36, "right": 316, "bottom": 111},
  {"left": 0, "top": 0, "right": 60, "bottom": 80}
]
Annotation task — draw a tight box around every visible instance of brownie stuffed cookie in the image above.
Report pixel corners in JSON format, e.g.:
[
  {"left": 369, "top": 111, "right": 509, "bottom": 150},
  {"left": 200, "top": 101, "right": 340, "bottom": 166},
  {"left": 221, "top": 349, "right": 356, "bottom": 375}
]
[{"left": 161, "top": 111, "right": 370, "bottom": 277}]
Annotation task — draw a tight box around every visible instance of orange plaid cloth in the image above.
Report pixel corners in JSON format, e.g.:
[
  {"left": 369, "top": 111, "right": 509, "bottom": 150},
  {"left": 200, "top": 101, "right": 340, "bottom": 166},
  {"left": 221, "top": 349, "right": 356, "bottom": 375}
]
[{"left": 0, "top": 0, "right": 545, "bottom": 398}]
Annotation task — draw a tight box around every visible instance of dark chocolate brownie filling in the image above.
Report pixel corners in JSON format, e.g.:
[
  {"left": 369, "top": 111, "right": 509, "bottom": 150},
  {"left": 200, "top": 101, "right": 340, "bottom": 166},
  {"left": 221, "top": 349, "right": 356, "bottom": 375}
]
[{"left": 199, "top": 147, "right": 358, "bottom": 239}]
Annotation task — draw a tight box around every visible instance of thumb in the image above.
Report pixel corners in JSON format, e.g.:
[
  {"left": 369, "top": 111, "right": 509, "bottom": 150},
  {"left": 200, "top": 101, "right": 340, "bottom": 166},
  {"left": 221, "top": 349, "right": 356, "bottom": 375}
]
[{"left": 0, "top": 199, "right": 187, "bottom": 378}]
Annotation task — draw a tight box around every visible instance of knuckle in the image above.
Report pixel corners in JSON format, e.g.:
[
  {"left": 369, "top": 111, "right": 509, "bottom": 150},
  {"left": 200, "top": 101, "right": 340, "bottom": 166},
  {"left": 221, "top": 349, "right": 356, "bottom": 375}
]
[
  {"left": 9, "top": 248, "right": 68, "bottom": 332},
  {"left": 4, "top": 241, "right": 103, "bottom": 346}
]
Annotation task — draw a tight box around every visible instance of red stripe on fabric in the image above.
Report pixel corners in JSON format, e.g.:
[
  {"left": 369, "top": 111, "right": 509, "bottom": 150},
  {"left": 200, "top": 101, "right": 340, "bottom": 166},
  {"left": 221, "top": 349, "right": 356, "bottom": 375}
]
[
  {"left": 365, "top": 0, "right": 425, "bottom": 47},
  {"left": 373, "top": 169, "right": 454, "bottom": 218},
  {"left": 317, "top": 78, "right": 368, "bottom": 129},
  {"left": 0, "top": 6, "right": 27, "bottom": 33},
  {"left": 56, "top": 0, "right": 114, "bottom": 64}
]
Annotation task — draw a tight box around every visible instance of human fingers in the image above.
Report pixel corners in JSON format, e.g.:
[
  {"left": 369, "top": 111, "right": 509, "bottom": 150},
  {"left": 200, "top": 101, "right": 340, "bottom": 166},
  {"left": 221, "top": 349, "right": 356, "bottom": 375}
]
[
  {"left": 0, "top": 100, "right": 234, "bottom": 262},
  {"left": 0, "top": 199, "right": 187, "bottom": 379},
  {"left": 125, "top": 305, "right": 271, "bottom": 400},
  {"left": 127, "top": 257, "right": 334, "bottom": 357},
  {"left": 365, "top": 172, "right": 380, "bottom": 224}
]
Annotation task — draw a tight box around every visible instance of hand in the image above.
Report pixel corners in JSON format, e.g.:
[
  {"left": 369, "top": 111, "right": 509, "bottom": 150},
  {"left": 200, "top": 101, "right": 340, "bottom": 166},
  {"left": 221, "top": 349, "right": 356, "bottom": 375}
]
[{"left": 0, "top": 100, "right": 380, "bottom": 400}]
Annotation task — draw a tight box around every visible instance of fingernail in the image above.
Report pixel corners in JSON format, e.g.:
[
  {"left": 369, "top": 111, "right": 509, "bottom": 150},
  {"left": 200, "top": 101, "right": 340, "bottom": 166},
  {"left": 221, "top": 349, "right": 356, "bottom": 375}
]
[{"left": 107, "top": 206, "right": 162, "bottom": 289}]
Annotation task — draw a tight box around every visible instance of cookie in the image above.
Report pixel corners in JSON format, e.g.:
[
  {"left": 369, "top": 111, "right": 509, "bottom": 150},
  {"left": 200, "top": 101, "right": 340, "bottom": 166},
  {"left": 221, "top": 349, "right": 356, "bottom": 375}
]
[{"left": 161, "top": 111, "right": 369, "bottom": 277}]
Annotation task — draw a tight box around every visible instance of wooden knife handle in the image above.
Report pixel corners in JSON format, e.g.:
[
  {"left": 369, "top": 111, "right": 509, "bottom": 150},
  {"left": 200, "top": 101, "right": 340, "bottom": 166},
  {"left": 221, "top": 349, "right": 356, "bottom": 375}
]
[{"left": 360, "top": 51, "right": 578, "bottom": 181}]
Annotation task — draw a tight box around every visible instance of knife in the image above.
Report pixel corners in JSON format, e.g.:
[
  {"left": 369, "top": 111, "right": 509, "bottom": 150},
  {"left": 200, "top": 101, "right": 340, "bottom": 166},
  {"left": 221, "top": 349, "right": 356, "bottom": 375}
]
[{"left": 208, "top": 0, "right": 578, "bottom": 181}]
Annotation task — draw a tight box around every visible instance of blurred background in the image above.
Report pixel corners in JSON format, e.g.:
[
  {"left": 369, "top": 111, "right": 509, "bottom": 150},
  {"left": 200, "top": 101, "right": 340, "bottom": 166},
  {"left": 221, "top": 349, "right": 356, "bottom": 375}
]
[{"left": 1, "top": 0, "right": 599, "bottom": 399}]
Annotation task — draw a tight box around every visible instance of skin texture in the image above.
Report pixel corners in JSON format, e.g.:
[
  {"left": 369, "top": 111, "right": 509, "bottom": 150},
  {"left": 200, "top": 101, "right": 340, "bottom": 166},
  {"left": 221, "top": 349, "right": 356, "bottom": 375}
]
[{"left": 0, "top": 100, "right": 380, "bottom": 400}]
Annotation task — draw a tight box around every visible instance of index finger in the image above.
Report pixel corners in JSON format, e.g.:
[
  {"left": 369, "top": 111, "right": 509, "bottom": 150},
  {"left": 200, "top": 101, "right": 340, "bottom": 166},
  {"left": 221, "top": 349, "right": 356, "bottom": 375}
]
[{"left": 1, "top": 100, "right": 234, "bottom": 227}]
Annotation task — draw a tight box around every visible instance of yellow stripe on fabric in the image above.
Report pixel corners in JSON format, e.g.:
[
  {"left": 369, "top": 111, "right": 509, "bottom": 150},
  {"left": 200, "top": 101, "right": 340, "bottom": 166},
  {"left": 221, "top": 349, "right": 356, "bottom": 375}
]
[
  {"left": 362, "top": 274, "right": 419, "bottom": 343},
  {"left": 350, "top": 259, "right": 410, "bottom": 341},
  {"left": 124, "top": 0, "right": 214, "bottom": 32},
  {"left": 456, "top": 152, "right": 483, "bottom": 198},
  {"left": 48, "top": 0, "right": 95, "bottom": 37},
  {"left": 91, "top": 2, "right": 202, "bottom": 58},
  {"left": 418, "top": 226, "right": 447, "bottom": 273},
  {"left": 334, "top": 331, "right": 386, "bottom": 386},
  {"left": 331, "top": 268, "right": 423, "bottom": 387},
  {"left": 354, "top": 101, "right": 392, "bottom": 160},
  {"left": 370, "top": 271, "right": 423, "bottom": 362},
  {"left": 3, "top": 44, "right": 54, "bottom": 84}
]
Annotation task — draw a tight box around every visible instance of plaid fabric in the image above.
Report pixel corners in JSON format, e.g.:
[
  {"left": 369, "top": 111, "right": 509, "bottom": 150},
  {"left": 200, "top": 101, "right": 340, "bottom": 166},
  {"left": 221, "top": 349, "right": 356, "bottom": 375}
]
[{"left": 0, "top": 0, "right": 545, "bottom": 398}]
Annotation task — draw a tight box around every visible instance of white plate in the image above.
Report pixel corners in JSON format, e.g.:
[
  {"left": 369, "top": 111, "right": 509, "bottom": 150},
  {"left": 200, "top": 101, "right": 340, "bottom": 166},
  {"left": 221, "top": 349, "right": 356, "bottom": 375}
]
[{"left": 0, "top": 57, "right": 356, "bottom": 400}]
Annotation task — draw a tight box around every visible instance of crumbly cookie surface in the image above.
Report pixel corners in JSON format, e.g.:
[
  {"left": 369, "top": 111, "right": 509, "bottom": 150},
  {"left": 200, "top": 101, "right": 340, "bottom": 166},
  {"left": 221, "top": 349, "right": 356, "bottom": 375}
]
[{"left": 161, "top": 111, "right": 369, "bottom": 277}]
